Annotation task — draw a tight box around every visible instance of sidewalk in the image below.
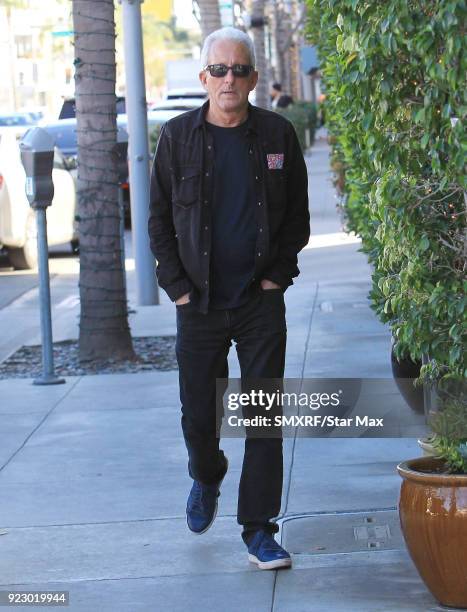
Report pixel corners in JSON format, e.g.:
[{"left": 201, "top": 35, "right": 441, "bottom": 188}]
[{"left": 0, "top": 141, "right": 451, "bottom": 611}]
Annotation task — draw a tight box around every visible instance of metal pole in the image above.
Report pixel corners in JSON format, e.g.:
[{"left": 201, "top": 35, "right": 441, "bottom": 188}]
[
  {"left": 119, "top": 0, "right": 159, "bottom": 305},
  {"left": 34, "top": 209, "right": 64, "bottom": 385}
]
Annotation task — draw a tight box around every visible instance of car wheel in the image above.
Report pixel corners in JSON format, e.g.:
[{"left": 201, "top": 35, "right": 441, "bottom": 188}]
[{"left": 8, "top": 212, "right": 38, "bottom": 270}]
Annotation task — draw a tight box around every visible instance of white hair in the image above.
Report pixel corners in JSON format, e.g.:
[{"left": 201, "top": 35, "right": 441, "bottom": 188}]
[{"left": 200, "top": 27, "right": 256, "bottom": 68}]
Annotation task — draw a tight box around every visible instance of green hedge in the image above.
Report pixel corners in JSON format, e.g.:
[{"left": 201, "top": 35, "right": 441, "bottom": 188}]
[
  {"left": 307, "top": 0, "right": 466, "bottom": 382},
  {"left": 149, "top": 123, "right": 163, "bottom": 156},
  {"left": 276, "top": 101, "right": 318, "bottom": 150}
]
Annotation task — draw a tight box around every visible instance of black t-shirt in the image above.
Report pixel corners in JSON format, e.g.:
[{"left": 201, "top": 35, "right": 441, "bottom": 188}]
[{"left": 206, "top": 121, "right": 257, "bottom": 309}]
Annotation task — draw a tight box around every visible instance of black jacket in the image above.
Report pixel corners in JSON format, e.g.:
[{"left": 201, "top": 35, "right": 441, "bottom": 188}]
[{"left": 148, "top": 101, "right": 310, "bottom": 313}]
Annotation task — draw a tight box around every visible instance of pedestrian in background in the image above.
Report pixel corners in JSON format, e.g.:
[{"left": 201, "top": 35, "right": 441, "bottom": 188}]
[
  {"left": 270, "top": 82, "right": 294, "bottom": 109},
  {"left": 148, "top": 26, "right": 309, "bottom": 570}
]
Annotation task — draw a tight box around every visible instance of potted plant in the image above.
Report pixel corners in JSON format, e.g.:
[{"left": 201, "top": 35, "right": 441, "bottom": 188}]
[{"left": 397, "top": 391, "right": 467, "bottom": 608}]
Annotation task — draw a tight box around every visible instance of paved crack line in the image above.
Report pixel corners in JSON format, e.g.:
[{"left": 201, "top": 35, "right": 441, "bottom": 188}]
[
  {"left": 271, "top": 281, "right": 319, "bottom": 612},
  {"left": 0, "top": 377, "right": 83, "bottom": 474}
]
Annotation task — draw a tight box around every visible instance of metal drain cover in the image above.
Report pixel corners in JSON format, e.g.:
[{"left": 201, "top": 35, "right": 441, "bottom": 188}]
[{"left": 282, "top": 510, "right": 404, "bottom": 555}]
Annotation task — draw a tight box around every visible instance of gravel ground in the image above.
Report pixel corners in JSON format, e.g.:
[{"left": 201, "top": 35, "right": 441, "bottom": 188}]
[{"left": 0, "top": 336, "right": 177, "bottom": 379}]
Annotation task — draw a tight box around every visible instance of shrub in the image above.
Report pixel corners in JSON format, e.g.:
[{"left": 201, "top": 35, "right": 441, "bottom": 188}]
[
  {"left": 430, "top": 394, "right": 467, "bottom": 473},
  {"left": 276, "top": 101, "right": 318, "bottom": 150},
  {"left": 149, "top": 123, "right": 163, "bottom": 155},
  {"left": 307, "top": 0, "right": 466, "bottom": 383}
]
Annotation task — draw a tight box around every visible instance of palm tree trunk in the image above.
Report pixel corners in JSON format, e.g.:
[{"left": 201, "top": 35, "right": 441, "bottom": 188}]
[
  {"left": 72, "top": 0, "right": 134, "bottom": 361},
  {"left": 274, "top": 2, "right": 292, "bottom": 94},
  {"left": 196, "top": 0, "right": 222, "bottom": 39},
  {"left": 251, "top": 0, "right": 270, "bottom": 109}
]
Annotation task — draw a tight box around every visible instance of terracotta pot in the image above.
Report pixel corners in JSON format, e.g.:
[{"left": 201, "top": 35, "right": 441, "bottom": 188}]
[{"left": 397, "top": 456, "right": 467, "bottom": 608}]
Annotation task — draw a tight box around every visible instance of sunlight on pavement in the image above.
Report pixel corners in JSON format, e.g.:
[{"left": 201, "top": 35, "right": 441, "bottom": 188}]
[
  {"left": 48, "top": 257, "right": 80, "bottom": 275},
  {"left": 304, "top": 231, "right": 361, "bottom": 249}
]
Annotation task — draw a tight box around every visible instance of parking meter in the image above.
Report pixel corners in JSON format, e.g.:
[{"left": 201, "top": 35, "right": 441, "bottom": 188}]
[
  {"left": 19, "top": 128, "right": 55, "bottom": 209},
  {"left": 19, "top": 128, "right": 64, "bottom": 386}
]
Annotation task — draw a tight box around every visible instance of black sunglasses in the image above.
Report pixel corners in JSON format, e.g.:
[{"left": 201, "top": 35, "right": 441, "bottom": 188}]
[{"left": 204, "top": 63, "right": 254, "bottom": 78}]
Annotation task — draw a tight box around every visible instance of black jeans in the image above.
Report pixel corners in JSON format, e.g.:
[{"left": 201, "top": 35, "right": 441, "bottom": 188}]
[{"left": 175, "top": 287, "right": 286, "bottom": 540}]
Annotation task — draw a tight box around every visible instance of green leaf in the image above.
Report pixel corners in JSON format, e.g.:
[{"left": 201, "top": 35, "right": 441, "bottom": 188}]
[
  {"left": 414, "top": 108, "right": 425, "bottom": 123},
  {"left": 380, "top": 99, "right": 388, "bottom": 115},
  {"left": 420, "top": 236, "right": 430, "bottom": 252},
  {"left": 420, "top": 133, "right": 430, "bottom": 149},
  {"left": 381, "top": 80, "right": 390, "bottom": 95},
  {"left": 362, "top": 112, "right": 373, "bottom": 130},
  {"left": 449, "top": 346, "right": 461, "bottom": 362},
  {"left": 442, "top": 103, "right": 452, "bottom": 119}
]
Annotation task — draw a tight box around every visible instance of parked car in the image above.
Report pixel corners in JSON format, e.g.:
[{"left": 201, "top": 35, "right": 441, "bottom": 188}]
[
  {"left": 38, "top": 117, "right": 78, "bottom": 164},
  {"left": 164, "top": 88, "right": 207, "bottom": 101},
  {"left": 149, "top": 98, "right": 205, "bottom": 112},
  {"left": 58, "top": 96, "right": 126, "bottom": 120},
  {"left": 41, "top": 109, "right": 182, "bottom": 223},
  {"left": 42, "top": 109, "right": 181, "bottom": 164},
  {"left": 0, "top": 129, "right": 77, "bottom": 269},
  {"left": 0, "top": 113, "right": 38, "bottom": 143},
  {"left": 21, "top": 106, "right": 47, "bottom": 124},
  {"left": 0, "top": 112, "right": 37, "bottom": 128}
]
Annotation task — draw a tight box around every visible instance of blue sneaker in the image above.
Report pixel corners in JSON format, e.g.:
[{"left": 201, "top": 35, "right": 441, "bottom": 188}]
[
  {"left": 247, "top": 530, "right": 292, "bottom": 570},
  {"left": 186, "top": 459, "right": 228, "bottom": 534}
]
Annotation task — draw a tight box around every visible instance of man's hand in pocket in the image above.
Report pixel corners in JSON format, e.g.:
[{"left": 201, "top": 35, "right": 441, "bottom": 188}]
[
  {"left": 261, "top": 279, "right": 281, "bottom": 290},
  {"left": 176, "top": 293, "right": 190, "bottom": 305}
]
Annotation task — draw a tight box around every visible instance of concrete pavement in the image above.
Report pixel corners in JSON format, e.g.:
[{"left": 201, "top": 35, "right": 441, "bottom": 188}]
[{"left": 0, "top": 140, "right": 452, "bottom": 611}]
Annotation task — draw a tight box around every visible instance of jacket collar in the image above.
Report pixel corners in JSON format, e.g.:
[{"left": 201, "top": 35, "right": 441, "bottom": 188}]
[{"left": 194, "top": 100, "right": 259, "bottom": 135}]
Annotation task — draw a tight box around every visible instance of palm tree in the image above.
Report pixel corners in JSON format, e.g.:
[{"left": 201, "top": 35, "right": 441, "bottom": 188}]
[
  {"left": 250, "top": 0, "right": 270, "bottom": 109},
  {"left": 72, "top": 0, "right": 134, "bottom": 361},
  {"left": 273, "top": 0, "right": 306, "bottom": 100},
  {"left": 194, "top": 0, "right": 221, "bottom": 40}
]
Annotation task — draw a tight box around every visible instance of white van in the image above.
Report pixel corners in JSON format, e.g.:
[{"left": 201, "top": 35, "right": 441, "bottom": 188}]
[{"left": 0, "top": 130, "right": 78, "bottom": 269}]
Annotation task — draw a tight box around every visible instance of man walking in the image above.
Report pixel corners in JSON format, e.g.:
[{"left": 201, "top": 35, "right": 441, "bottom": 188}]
[{"left": 148, "top": 27, "right": 309, "bottom": 570}]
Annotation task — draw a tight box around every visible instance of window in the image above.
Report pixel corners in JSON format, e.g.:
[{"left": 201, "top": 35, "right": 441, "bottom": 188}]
[{"left": 15, "top": 35, "right": 33, "bottom": 59}]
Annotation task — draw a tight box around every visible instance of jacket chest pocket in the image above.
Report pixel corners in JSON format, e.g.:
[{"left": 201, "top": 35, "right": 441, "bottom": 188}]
[
  {"left": 171, "top": 167, "right": 201, "bottom": 209},
  {"left": 265, "top": 170, "right": 286, "bottom": 209}
]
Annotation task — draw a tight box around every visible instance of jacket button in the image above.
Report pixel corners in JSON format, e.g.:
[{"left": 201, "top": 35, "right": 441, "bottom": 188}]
[
  {"left": 255, "top": 176, "right": 259, "bottom": 181},
  {"left": 258, "top": 252, "right": 261, "bottom": 257},
  {"left": 258, "top": 201, "right": 262, "bottom": 206},
  {"left": 204, "top": 225, "right": 208, "bottom": 230},
  {"left": 203, "top": 251, "right": 207, "bottom": 256},
  {"left": 259, "top": 228, "right": 263, "bottom": 232}
]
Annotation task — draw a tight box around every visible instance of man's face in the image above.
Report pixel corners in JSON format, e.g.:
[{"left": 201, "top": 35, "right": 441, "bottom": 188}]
[{"left": 199, "top": 39, "right": 258, "bottom": 115}]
